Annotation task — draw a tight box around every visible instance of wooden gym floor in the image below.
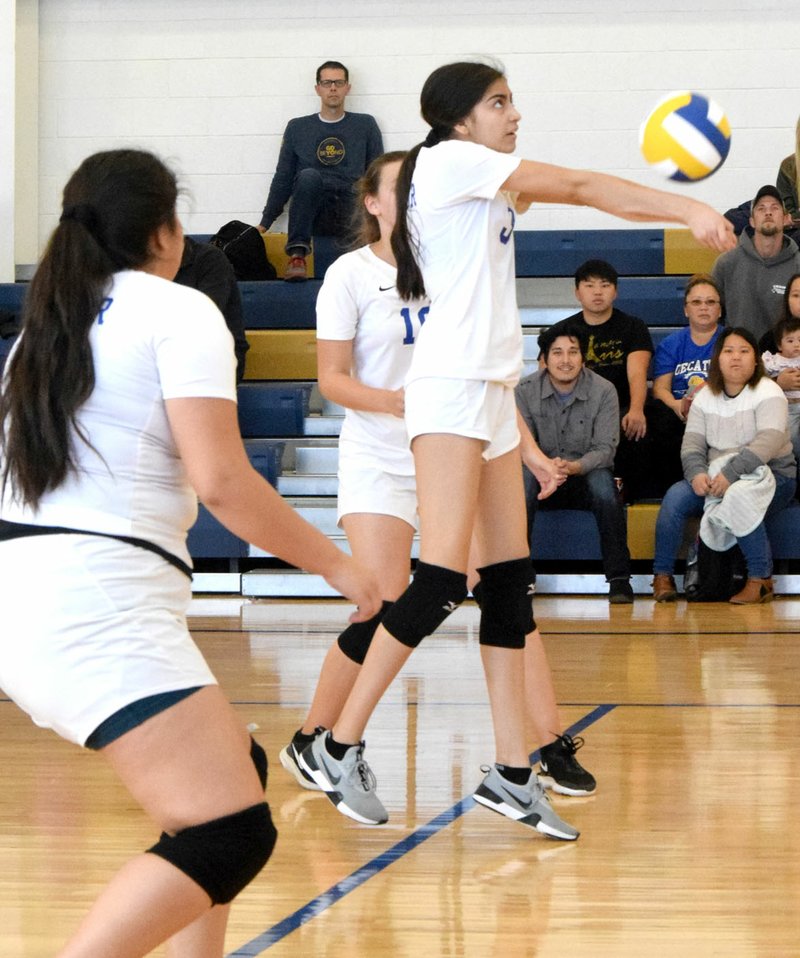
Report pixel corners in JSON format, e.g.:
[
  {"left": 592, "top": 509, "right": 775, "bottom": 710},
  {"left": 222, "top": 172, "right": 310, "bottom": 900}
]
[{"left": 1, "top": 595, "right": 798, "bottom": 957}]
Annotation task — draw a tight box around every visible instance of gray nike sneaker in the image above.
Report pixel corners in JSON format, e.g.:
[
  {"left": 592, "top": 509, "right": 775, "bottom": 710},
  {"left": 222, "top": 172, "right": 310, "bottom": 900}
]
[
  {"left": 298, "top": 731, "right": 388, "bottom": 826},
  {"left": 472, "top": 765, "right": 579, "bottom": 840}
]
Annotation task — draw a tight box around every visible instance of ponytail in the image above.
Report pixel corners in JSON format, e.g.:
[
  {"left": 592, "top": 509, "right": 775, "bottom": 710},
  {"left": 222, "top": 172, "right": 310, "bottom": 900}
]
[
  {"left": 391, "top": 60, "right": 506, "bottom": 302},
  {"left": 391, "top": 143, "right": 427, "bottom": 301},
  {"left": 1, "top": 149, "right": 178, "bottom": 508}
]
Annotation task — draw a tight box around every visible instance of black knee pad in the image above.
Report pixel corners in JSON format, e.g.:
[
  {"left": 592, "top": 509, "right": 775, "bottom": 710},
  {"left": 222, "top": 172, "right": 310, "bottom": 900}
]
[
  {"left": 148, "top": 802, "right": 277, "bottom": 905},
  {"left": 337, "top": 600, "right": 394, "bottom": 664},
  {"left": 381, "top": 561, "right": 468, "bottom": 648},
  {"left": 250, "top": 737, "right": 268, "bottom": 790},
  {"left": 476, "top": 558, "right": 536, "bottom": 649}
]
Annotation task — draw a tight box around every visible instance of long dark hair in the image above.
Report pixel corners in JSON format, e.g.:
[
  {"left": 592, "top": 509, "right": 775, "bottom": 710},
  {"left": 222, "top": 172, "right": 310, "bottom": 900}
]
[
  {"left": 391, "top": 61, "right": 505, "bottom": 300},
  {"left": 0, "top": 149, "right": 178, "bottom": 508},
  {"left": 706, "top": 326, "right": 765, "bottom": 394},
  {"left": 349, "top": 150, "right": 408, "bottom": 249}
]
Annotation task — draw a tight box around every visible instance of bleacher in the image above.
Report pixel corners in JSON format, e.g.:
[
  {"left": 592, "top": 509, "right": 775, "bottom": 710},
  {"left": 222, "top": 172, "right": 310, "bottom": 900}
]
[{"left": 3, "top": 228, "right": 800, "bottom": 596}]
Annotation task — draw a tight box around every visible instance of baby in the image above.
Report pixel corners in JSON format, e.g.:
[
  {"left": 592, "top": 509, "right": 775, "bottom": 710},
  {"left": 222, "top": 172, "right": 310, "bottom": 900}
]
[{"left": 762, "top": 315, "right": 800, "bottom": 460}]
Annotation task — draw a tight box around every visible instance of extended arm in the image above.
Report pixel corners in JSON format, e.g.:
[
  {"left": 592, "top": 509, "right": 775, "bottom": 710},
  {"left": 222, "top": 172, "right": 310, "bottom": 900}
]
[
  {"left": 505, "top": 162, "right": 735, "bottom": 251},
  {"left": 166, "top": 396, "right": 381, "bottom": 618}
]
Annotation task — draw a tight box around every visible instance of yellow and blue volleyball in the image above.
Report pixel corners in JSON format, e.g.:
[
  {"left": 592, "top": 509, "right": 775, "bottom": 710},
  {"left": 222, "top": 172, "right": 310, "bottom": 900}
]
[{"left": 639, "top": 91, "right": 731, "bottom": 182}]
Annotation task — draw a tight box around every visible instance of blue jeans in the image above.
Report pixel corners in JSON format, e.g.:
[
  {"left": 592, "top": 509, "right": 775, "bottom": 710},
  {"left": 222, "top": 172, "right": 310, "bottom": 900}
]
[
  {"left": 286, "top": 169, "right": 354, "bottom": 253},
  {"left": 653, "top": 472, "right": 797, "bottom": 578},
  {"left": 526, "top": 467, "right": 631, "bottom": 581}
]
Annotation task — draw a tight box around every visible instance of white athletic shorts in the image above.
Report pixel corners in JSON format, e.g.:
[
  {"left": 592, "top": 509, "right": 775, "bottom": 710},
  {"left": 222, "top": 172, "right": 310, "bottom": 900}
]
[
  {"left": 405, "top": 378, "right": 521, "bottom": 461},
  {"left": 337, "top": 446, "right": 418, "bottom": 528},
  {"left": 0, "top": 534, "right": 216, "bottom": 746}
]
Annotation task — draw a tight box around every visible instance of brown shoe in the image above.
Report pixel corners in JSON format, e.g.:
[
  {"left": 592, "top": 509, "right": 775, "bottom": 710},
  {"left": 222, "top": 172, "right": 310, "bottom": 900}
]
[
  {"left": 284, "top": 255, "right": 308, "bottom": 282},
  {"left": 652, "top": 574, "right": 678, "bottom": 602},
  {"left": 729, "top": 577, "right": 774, "bottom": 605}
]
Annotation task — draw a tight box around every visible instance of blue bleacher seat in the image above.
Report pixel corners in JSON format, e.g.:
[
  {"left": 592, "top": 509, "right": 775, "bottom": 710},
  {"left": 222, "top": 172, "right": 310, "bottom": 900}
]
[
  {"left": 766, "top": 501, "right": 800, "bottom": 560},
  {"left": 244, "top": 439, "right": 286, "bottom": 486},
  {"left": 615, "top": 277, "right": 687, "bottom": 326},
  {"left": 0, "top": 283, "right": 26, "bottom": 374},
  {"left": 515, "top": 230, "right": 664, "bottom": 278},
  {"left": 237, "top": 382, "right": 311, "bottom": 437},
  {"left": 239, "top": 281, "right": 320, "bottom": 329},
  {"left": 187, "top": 505, "right": 247, "bottom": 559},
  {"left": 0, "top": 282, "right": 28, "bottom": 314},
  {"left": 187, "top": 440, "right": 286, "bottom": 560}
]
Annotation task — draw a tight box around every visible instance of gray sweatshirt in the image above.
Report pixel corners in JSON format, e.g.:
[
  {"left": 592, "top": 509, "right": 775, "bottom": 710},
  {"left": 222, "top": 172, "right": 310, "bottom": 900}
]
[{"left": 712, "top": 231, "right": 800, "bottom": 341}]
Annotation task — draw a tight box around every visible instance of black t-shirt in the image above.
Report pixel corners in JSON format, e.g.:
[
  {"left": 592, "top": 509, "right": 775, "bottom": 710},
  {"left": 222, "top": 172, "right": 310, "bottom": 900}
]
[{"left": 547, "top": 308, "right": 653, "bottom": 411}]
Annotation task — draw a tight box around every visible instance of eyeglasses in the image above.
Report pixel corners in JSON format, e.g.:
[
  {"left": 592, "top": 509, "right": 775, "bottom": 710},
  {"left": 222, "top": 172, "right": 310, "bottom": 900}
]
[
  {"left": 686, "top": 298, "right": 720, "bottom": 307},
  {"left": 318, "top": 79, "right": 347, "bottom": 88}
]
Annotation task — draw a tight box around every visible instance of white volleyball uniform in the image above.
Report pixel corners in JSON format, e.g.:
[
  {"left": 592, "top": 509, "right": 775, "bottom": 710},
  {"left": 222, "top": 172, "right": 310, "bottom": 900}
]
[
  {"left": 403, "top": 140, "right": 523, "bottom": 458},
  {"left": 0, "top": 270, "right": 237, "bottom": 745},
  {"left": 316, "top": 246, "right": 427, "bottom": 526}
]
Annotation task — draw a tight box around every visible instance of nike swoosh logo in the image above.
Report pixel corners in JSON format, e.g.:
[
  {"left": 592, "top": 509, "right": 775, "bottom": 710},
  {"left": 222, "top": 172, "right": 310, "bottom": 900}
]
[
  {"left": 378, "top": 285, "right": 395, "bottom": 291},
  {"left": 318, "top": 752, "right": 342, "bottom": 786},
  {"left": 499, "top": 785, "right": 533, "bottom": 809}
]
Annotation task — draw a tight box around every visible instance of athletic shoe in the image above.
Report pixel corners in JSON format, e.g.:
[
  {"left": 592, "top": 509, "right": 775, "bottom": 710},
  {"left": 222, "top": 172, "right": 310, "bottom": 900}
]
[
  {"left": 609, "top": 577, "right": 634, "bottom": 604},
  {"left": 538, "top": 733, "right": 596, "bottom": 796},
  {"left": 284, "top": 255, "right": 308, "bottom": 282},
  {"left": 279, "top": 729, "right": 322, "bottom": 791},
  {"left": 298, "top": 731, "right": 388, "bottom": 825},
  {"left": 472, "top": 765, "right": 579, "bottom": 840}
]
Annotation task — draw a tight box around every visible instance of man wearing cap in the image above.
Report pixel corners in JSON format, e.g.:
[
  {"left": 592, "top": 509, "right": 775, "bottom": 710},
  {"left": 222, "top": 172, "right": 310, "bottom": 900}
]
[{"left": 712, "top": 185, "right": 800, "bottom": 340}]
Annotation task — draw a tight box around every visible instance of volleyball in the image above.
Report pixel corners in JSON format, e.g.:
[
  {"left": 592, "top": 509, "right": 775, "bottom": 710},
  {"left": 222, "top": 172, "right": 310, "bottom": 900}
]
[{"left": 639, "top": 91, "right": 731, "bottom": 182}]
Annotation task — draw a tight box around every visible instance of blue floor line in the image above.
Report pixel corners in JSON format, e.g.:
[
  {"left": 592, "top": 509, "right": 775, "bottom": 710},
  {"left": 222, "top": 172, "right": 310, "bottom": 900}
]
[{"left": 226, "top": 703, "right": 616, "bottom": 957}]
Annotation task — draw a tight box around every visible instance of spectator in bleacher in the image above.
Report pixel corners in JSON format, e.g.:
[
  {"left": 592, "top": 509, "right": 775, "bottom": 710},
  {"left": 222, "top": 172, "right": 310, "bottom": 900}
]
[
  {"left": 652, "top": 327, "right": 795, "bottom": 604},
  {"left": 174, "top": 236, "right": 249, "bottom": 382},
  {"left": 280, "top": 152, "right": 596, "bottom": 805},
  {"left": 544, "top": 258, "right": 655, "bottom": 501},
  {"left": 257, "top": 60, "right": 384, "bottom": 283},
  {"left": 518, "top": 325, "right": 633, "bottom": 604},
  {"left": 776, "top": 116, "right": 800, "bottom": 226},
  {"left": 712, "top": 185, "right": 800, "bottom": 342},
  {"left": 0, "top": 148, "right": 381, "bottom": 958},
  {"left": 649, "top": 274, "right": 725, "bottom": 494}
]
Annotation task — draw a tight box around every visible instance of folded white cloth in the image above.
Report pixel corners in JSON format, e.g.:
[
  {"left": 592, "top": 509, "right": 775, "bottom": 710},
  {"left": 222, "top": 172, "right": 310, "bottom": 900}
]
[{"left": 699, "top": 453, "right": 775, "bottom": 552}]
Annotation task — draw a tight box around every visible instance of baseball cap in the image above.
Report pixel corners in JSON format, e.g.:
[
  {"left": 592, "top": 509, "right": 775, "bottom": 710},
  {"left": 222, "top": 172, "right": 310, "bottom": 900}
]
[{"left": 752, "top": 184, "right": 784, "bottom": 208}]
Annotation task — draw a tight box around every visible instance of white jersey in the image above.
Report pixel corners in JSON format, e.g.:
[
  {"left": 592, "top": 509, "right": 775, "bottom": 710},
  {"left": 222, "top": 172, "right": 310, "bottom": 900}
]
[
  {"left": 406, "top": 139, "right": 523, "bottom": 387},
  {"left": 316, "top": 245, "right": 428, "bottom": 473},
  {"left": 0, "top": 270, "right": 236, "bottom": 566}
]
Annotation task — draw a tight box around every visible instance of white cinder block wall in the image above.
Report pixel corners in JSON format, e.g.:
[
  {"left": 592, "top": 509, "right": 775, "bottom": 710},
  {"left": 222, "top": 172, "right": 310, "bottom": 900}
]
[{"left": 28, "top": 0, "right": 800, "bottom": 253}]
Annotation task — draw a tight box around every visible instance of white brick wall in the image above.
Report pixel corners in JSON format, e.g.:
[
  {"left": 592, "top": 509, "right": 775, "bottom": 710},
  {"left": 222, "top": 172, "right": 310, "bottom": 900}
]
[{"left": 28, "top": 0, "right": 800, "bottom": 249}]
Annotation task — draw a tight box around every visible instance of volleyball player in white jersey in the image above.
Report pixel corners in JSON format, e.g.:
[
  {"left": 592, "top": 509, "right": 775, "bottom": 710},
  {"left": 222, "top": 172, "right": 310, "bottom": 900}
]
[
  {"left": 301, "top": 62, "right": 735, "bottom": 834},
  {"left": 0, "top": 149, "right": 379, "bottom": 958},
  {"left": 281, "top": 152, "right": 596, "bottom": 801}
]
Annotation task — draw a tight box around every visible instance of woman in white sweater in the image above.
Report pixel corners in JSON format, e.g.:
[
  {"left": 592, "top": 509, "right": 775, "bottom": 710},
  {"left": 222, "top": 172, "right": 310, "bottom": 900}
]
[{"left": 653, "top": 326, "right": 796, "bottom": 604}]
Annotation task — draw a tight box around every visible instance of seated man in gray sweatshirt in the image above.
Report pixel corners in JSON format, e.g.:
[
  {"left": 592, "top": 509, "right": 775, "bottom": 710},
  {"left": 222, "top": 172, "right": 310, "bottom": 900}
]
[
  {"left": 258, "top": 60, "right": 383, "bottom": 281},
  {"left": 516, "top": 323, "right": 633, "bottom": 604},
  {"left": 712, "top": 184, "right": 800, "bottom": 341}
]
